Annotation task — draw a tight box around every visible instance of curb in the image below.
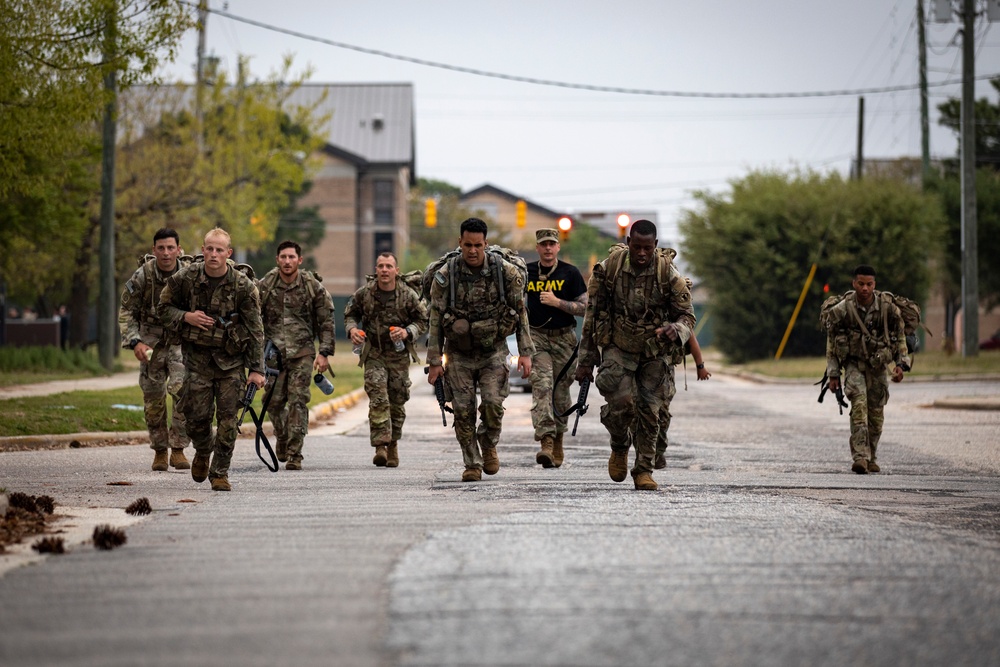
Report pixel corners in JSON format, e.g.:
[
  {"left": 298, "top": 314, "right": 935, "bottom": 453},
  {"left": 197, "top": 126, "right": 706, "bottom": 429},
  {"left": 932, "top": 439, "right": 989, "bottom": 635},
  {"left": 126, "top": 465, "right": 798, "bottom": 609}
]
[{"left": 0, "top": 387, "right": 368, "bottom": 452}]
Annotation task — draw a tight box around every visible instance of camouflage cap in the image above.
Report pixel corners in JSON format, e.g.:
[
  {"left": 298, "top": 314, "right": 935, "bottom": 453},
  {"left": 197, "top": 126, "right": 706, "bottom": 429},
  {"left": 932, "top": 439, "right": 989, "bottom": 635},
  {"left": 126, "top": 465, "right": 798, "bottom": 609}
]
[{"left": 535, "top": 228, "right": 559, "bottom": 243}]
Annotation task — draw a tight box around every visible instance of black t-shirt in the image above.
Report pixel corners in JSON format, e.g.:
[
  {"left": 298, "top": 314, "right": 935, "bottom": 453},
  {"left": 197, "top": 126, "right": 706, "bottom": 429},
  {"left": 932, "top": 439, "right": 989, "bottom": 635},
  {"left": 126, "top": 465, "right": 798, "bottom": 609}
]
[{"left": 526, "top": 260, "right": 587, "bottom": 329}]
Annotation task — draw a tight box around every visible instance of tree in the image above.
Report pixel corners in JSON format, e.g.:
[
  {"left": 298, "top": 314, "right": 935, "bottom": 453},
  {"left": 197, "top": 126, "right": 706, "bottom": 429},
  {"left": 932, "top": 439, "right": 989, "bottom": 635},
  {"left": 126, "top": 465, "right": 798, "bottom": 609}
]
[
  {"left": 937, "top": 77, "right": 1000, "bottom": 172},
  {"left": 680, "top": 170, "right": 945, "bottom": 362}
]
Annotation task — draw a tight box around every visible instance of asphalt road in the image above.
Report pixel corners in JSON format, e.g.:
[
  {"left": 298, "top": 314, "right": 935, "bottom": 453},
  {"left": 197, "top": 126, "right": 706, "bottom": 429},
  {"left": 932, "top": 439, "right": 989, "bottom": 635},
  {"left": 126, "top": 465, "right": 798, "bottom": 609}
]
[{"left": 1, "top": 371, "right": 998, "bottom": 667}]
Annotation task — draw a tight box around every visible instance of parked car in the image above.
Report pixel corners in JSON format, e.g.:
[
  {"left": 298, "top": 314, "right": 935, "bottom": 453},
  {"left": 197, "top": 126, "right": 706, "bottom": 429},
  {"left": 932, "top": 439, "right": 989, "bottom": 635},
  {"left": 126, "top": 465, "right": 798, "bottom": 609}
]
[
  {"left": 506, "top": 334, "right": 531, "bottom": 392},
  {"left": 980, "top": 329, "right": 1000, "bottom": 351}
]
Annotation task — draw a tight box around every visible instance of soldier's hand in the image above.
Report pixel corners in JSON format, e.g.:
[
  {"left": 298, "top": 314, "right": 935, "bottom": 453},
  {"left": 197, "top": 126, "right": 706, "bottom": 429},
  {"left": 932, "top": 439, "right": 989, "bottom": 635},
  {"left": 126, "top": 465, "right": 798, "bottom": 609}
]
[
  {"left": 314, "top": 354, "right": 330, "bottom": 374},
  {"left": 517, "top": 354, "right": 532, "bottom": 379},
  {"left": 348, "top": 328, "right": 365, "bottom": 345},
  {"left": 575, "top": 364, "right": 594, "bottom": 383},
  {"left": 891, "top": 366, "right": 904, "bottom": 383},
  {"left": 656, "top": 323, "right": 678, "bottom": 341},
  {"left": 697, "top": 366, "right": 711, "bottom": 381},
  {"left": 248, "top": 371, "right": 266, "bottom": 389},
  {"left": 133, "top": 342, "right": 152, "bottom": 363},
  {"left": 427, "top": 364, "right": 444, "bottom": 385},
  {"left": 828, "top": 377, "right": 840, "bottom": 392},
  {"left": 539, "top": 291, "right": 558, "bottom": 307},
  {"left": 185, "top": 310, "right": 214, "bottom": 330}
]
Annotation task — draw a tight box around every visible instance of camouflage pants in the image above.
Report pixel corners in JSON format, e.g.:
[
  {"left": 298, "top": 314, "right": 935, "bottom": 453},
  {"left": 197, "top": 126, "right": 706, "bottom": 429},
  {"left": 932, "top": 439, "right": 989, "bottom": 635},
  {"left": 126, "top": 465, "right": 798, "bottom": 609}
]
[
  {"left": 269, "top": 354, "right": 313, "bottom": 464},
  {"left": 182, "top": 360, "right": 246, "bottom": 480},
  {"left": 444, "top": 344, "right": 510, "bottom": 471},
  {"left": 843, "top": 360, "right": 889, "bottom": 464},
  {"left": 364, "top": 349, "right": 412, "bottom": 447},
  {"left": 653, "top": 378, "right": 678, "bottom": 460},
  {"left": 529, "top": 326, "right": 577, "bottom": 441},
  {"left": 594, "top": 346, "right": 673, "bottom": 476},
  {"left": 139, "top": 343, "right": 188, "bottom": 451}
]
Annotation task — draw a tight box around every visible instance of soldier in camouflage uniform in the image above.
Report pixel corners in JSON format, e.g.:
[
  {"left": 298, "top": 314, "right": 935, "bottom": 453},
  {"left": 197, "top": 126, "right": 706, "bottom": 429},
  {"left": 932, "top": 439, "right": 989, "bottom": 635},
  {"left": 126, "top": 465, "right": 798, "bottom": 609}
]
[
  {"left": 119, "top": 228, "right": 191, "bottom": 472},
  {"left": 525, "top": 228, "right": 587, "bottom": 469},
  {"left": 576, "top": 220, "right": 695, "bottom": 491},
  {"left": 824, "top": 265, "right": 910, "bottom": 474},
  {"left": 258, "top": 240, "right": 336, "bottom": 470},
  {"left": 158, "top": 228, "right": 265, "bottom": 492},
  {"left": 426, "top": 218, "right": 534, "bottom": 482},
  {"left": 344, "top": 252, "right": 428, "bottom": 468}
]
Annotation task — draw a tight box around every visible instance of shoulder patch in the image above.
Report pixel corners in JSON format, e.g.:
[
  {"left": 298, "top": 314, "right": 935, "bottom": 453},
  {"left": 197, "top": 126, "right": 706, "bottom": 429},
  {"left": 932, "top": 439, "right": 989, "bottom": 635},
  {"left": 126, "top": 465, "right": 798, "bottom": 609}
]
[
  {"left": 125, "top": 279, "right": 136, "bottom": 294},
  {"left": 434, "top": 271, "right": 447, "bottom": 286}
]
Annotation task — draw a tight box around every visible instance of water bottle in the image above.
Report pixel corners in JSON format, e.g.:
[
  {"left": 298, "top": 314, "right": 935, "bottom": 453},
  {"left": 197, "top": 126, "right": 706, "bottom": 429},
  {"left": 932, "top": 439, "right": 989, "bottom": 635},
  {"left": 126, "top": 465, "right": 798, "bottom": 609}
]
[
  {"left": 314, "top": 373, "right": 334, "bottom": 395},
  {"left": 353, "top": 330, "right": 365, "bottom": 355},
  {"left": 390, "top": 327, "right": 406, "bottom": 352}
]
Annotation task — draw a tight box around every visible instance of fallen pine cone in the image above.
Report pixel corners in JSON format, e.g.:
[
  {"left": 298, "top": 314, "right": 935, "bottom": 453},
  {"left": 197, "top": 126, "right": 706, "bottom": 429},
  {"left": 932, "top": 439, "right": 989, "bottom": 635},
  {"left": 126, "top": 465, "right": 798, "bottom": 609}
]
[
  {"left": 125, "top": 498, "right": 151, "bottom": 516},
  {"left": 92, "top": 525, "right": 127, "bottom": 550},
  {"left": 32, "top": 536, "right": 65, "bottom": 554}
]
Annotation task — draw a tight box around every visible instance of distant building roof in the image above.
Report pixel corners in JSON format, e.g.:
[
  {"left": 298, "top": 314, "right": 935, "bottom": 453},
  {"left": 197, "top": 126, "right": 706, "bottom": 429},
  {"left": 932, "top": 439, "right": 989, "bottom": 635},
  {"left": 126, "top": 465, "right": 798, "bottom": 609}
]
[{"left": 461, "top": 183, "right": 561, "bottom": 218}]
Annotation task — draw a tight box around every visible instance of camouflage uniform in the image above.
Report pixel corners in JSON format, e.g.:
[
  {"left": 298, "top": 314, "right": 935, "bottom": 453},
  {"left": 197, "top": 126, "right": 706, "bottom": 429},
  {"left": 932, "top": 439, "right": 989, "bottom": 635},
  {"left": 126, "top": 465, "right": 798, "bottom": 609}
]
[
  {"left": 118, "top": 257, "right": 189, "bottom": 453},
  {"left": 579, "top": 250, "right": 695, "bottom": 477},
  {"left": 158, "top": 263, "right": 264, "bottom": 482},
  {"left": 824, "top": 291, "right": 910, "bottom": 468},
  {"left": 258, "top": 269, "right": 336, "bottom": 466},
  {"left": 343, "top": 280, "right": 428, "bottom": 448},
  {"left": 427, "top": 254, "right": 534, "bottom": 472}
]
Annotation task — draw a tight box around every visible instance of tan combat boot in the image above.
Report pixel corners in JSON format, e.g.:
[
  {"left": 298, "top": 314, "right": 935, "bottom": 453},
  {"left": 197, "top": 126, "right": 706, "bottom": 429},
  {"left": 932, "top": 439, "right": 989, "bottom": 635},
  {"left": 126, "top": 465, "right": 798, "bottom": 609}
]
[
  {"left": 633, "top": 471, "right": 658, "bottom": 491},
  {"left": 191, "top": 452, "right": 210, "bottom": 483},
  {"left": 608, "top": 450, "right": 628, "bottom": 482},
  {"left": 852, "top": 459, "right": 868, "bottom": 474},
  {"left": 386, "top": 442, "right": 399, "bottom": 468},
  {"left": 482, "top": 448, "right": 500, "bottom": 475},
  {"left": 552, "top": 433, "right": 564, "bottom": 468},
  {"left": 373, "top": 444, "right": 388, "bottom": 467},
  {"left": 285, "top": 460, "right": 302, "bottom": 471},
  {"left": 152, "top": 449, "right": 168, "bottom": 472},
  {"left": 210, "top": 476, "right": 231, "bottom": 492},
  {"left": 169, "top": 448, "right": 190, "bottom": 470},
  {"left": 462, "top": 468, "right": 482, "bottom": 482},
  {"left": 276, "top": 441, "right": 289, "bottom": 463},
  {"left": 535, "top": 435, "right": 555, "bottom": 468},
  {"left": 867, "top": 460, "right": 880, "bottom": 473}
]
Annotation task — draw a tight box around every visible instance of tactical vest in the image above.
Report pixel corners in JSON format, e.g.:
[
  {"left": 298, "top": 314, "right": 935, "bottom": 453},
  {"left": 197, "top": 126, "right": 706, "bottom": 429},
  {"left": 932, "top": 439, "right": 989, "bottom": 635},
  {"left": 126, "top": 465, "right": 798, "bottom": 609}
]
[
  {"left": 441, "top": 256, "right": 520, "bottom": 351},
  {"left": 824, "top": 292, "right": 903, "bottom": 370},
  {"left": 136, "top": 255, "right": 192, "bottom": 341},
  {"left": 179, "top": 265, "right": 253, "bottom": 354},
  {"left": 354, "top": 279, "right": 421, "bottom": 361},
  {"left": 257, "top": 268, "right": 325, "bottom": 336}
]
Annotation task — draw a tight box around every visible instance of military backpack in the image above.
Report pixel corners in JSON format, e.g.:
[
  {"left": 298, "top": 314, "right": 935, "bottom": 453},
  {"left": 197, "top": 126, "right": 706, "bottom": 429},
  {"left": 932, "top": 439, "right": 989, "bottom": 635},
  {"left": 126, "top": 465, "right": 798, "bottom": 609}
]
[{"left": 421, "top": 245, "right": 528, "bottom": 310}]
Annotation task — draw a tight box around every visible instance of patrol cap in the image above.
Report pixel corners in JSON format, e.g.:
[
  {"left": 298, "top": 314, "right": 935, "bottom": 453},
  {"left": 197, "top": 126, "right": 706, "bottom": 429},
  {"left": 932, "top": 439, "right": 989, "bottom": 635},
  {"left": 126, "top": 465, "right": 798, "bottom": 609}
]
[{"left": 535, "top": 228, "right": 559, "bottom": 243}]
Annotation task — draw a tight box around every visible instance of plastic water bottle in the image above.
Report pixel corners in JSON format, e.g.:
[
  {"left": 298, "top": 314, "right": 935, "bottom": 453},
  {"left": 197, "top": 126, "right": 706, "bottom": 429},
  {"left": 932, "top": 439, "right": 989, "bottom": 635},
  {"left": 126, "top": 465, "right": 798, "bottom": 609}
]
[
  {"left": 314, "top": 373, "right": 334, "bottom": 395},
  {"left": 353, "top": 330, "right": 365, "bottom": 355},
  {"left": 390, "top": 327, "right": 406, "bottom": 352}
]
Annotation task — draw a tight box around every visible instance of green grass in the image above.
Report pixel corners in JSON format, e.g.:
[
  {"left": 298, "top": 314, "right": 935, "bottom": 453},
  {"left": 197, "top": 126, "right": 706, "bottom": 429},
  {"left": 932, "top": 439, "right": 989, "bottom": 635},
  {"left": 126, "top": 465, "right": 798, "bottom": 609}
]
[
  {"left": 728, "top": 349, "right": 1000, "bottom": 380},
  {"left": 0, "top": 346, "right": 123, "bottom": 386},
  {"left": 0, "top": 349, "right": 368, "bottom": 437}
]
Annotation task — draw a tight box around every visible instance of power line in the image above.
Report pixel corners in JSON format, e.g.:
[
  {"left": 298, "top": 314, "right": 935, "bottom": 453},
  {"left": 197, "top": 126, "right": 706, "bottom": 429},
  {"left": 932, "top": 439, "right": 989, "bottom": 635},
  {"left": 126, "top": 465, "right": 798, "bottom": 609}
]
[{"left": 184, "top": 1, "right": 1000, "bottom": 100}]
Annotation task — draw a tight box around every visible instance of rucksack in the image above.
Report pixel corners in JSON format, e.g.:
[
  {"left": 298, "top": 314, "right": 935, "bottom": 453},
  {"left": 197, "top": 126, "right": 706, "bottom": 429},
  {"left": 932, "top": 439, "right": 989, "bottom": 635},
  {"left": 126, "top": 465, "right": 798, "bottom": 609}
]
[
  {"left": 422, "top": 245, "right": 528, "bottom": 310},
  {"left": 602, "top": 243, "right": 680, "bottom": 292},
  {"left": 370, "top": 270, "right": 423, "bottom": 297},
  {"left": 258, "top": 267, "right": 328, "bottom": 334},
  {"left": 820, "top": 290, "right": 931, "bottom": 355}
]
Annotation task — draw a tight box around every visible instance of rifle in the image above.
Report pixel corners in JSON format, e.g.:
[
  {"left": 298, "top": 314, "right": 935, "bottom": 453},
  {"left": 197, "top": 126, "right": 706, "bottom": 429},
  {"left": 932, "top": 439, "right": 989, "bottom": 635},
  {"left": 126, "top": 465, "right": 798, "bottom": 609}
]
[
  {"left": 237, "top": 340, "right": 283, "bottom": 471},
  {"left": 815, "top": 370, "right": 848, "bottom": 415},
  {"left": 556, "top": 377, "right": 591, "bottom": 436},
  {"left": 424, "top": 366, "right": 454, "bottom": 427}
]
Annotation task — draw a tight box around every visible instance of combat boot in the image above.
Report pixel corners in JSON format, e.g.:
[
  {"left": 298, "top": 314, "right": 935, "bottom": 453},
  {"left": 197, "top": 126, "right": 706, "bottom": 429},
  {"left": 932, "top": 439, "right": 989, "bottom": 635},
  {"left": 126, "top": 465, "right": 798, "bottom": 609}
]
[
  {"left": 462, "top": 468, "right": 482, "bottom": 482},
  {"left": 191, "top": 452, "right": 210, "bottom": 483},
  {"left": 373, "top": 444, "right": 388, "bottom": 467},
  {"left": 285, "top": 460, "right": 302, "bottom": 471},
  {"left": 276, "top": 441, "right": 289, "bottom": 463},
  {"left": 654, "top": 453, "right": 667, "bottom": 470},
  {"left": 482, "top": 448, "right": 500, "bottom": 475},
  {"left": 535, "top": 435, "right": 555, "bottom": 468},
  {"left": 169, "top": 448, "right": 190, "bottom": 470},
  {"left": 867, "top": 460, "right": 880, "bottom": 473},
  {"left": 552, "top": 433, "right": 564, "bottom": 468},
  {"left": 852, "top": 459, "right": 868, "bottom": 474},
  {"left": 633, "top": 471, "right": 658, "bottom": 491},
  {"left": 152, "top": 449, "right": 169, "bottom": 472},
  {"left": 386, "top": 442, "right": 399, "bottom": 468},
  {"left": 608, "top": 449, "right": 628, "bottom": 482},
  {"left": 210, "top": 476, "right": 231, "bottom": 492}
]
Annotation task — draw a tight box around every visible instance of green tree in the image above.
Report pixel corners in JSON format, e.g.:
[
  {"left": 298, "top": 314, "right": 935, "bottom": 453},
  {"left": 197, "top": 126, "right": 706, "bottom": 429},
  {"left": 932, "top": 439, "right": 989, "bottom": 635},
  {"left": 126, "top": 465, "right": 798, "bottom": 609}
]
[
  {"left": 937, "top": 77, "right": 1000, "bottom": 172},
  {"left": 680, "top": 170, "right": 944, "bottom": 362}
]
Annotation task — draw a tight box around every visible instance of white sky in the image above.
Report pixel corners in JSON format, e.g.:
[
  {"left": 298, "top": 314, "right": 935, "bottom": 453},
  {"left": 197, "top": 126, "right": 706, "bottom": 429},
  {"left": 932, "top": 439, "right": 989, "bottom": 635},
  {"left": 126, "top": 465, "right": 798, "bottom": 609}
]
[{"left": 160, "top": 0, "right": 1000, "bottom": 246}]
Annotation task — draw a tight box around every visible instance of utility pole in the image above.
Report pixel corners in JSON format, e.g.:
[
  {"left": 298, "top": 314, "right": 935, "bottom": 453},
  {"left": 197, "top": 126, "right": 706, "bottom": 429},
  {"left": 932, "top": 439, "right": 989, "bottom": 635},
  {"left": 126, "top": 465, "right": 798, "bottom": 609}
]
[
  {"left": 195, "top": 0, "right": 207, "bottom": 154},
  {"left": 855, "top": 96, "right": 865, "bottom": 179},
  {"left": 960, "top": 0, "right": 979, "bottom": 357},
  {"left": 98, "top": 2, "right": 119, "bottom": 371},
  {"left": 917, "top": 0, "right": 931, "bottom": 184}
]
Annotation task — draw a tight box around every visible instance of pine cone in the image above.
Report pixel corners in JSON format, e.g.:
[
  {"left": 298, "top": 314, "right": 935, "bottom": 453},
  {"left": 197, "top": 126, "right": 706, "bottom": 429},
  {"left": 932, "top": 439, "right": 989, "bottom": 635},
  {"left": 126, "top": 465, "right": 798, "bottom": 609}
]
[
  {"left": 92, "top": 525, "right": 127, "bottom": 550},
  {"left": 125, "top": 498, "right": 152, "bottom": 516}
]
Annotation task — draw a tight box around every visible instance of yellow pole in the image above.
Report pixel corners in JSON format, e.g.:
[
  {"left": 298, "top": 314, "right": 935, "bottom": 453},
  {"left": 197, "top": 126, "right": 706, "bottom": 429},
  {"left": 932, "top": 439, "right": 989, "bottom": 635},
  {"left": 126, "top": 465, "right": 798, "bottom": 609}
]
[{"left": 775, "top": 263, "right": 817, "bottom": 360}]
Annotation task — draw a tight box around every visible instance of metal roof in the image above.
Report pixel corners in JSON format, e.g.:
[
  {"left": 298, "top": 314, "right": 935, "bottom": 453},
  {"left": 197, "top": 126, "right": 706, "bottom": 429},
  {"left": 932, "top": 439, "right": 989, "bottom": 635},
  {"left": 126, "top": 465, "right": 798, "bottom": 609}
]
[{"left": 286, "top": 83, "right": 414, "bottom": 167}]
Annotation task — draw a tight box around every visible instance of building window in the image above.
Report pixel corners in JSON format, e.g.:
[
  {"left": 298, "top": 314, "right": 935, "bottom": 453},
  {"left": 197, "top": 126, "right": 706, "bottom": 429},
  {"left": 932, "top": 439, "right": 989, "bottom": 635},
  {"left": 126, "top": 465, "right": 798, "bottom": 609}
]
[
  {"left": 374, "top": 231, "right": 394, "bottom": 263},
  {"left": 374, "top": 179, "right": 394, "bottom": 225}
]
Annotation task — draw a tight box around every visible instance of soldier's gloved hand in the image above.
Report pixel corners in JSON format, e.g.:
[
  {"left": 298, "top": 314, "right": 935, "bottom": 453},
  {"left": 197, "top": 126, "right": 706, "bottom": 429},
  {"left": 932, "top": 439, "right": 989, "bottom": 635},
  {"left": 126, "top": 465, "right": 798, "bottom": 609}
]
[
  {"left": 427, "top": 364, "right": 444, "bottom": 385},
  {"left": 575, "top": 364, "right": 594, "bottom": 383},
  {"left": 248, "top": 371, "right": 266, "bottom": 389}
]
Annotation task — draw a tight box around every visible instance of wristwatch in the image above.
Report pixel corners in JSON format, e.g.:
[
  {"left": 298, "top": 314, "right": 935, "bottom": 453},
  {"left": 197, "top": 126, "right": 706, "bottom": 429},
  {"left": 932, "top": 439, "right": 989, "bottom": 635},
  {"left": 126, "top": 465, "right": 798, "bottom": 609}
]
[
  {"left": 696, "top": 363, "right": 705, "bottom": 370},
  {"left": 128, "top": 338, "right": 141, "bottom": 350}
]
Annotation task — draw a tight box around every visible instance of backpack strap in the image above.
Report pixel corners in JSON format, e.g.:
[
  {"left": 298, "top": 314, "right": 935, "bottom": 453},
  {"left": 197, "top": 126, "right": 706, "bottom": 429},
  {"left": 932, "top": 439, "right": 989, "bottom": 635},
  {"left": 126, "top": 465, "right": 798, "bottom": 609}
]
[
  {"left": 447, "top": 255, "right": 458, "bottom": 310},
  {"left": 491, "top": 252, "right": 507, "bottom": 306}
]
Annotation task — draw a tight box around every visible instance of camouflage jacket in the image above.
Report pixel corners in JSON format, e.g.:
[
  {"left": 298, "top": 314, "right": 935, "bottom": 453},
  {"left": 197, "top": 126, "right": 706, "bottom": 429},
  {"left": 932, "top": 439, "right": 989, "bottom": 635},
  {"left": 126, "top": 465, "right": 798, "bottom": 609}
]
[
  {"left": 343, "top": 279, "right": 428, "bottom": 363},
  {"left": 257, "top": 268, "right": 336, "bottom": 362},
  {"left": 157, "top": 263, "right": 265, "bottom": 374},
  {"left": 118, "top": 257, "right": 190, "bottom": 349},
  {"left": 824, "top": 290, "right": 909, "bottom": 376},
  {"left": 579, "top": 252, "right": 695, "bottom": 368},
  {"left": 426, "top": 254, "right": 534, "bottom": 366}
]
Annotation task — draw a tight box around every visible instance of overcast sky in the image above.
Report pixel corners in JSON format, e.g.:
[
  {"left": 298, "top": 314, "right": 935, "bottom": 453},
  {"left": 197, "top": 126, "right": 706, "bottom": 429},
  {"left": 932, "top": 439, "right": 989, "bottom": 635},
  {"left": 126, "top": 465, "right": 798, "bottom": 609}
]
[{"left": 160, "top": 0, "right": 1000, "bottom": 246}]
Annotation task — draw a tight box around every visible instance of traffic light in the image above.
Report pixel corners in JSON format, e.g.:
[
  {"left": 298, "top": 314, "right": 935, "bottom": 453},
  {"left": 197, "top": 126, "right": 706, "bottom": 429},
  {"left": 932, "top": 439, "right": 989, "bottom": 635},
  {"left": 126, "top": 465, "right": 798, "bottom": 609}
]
[
  {"left": 425, "top": 198, "right": 437, "bottom": 228},
  {"left": 557, "top": 216, "right": 573, "bottom": 242},
  {"left": 616, "top": 213, "right": 630, "bottom": 239},
  {"left": 516, "top": 199, "right": 527, "bottom": 228}
]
